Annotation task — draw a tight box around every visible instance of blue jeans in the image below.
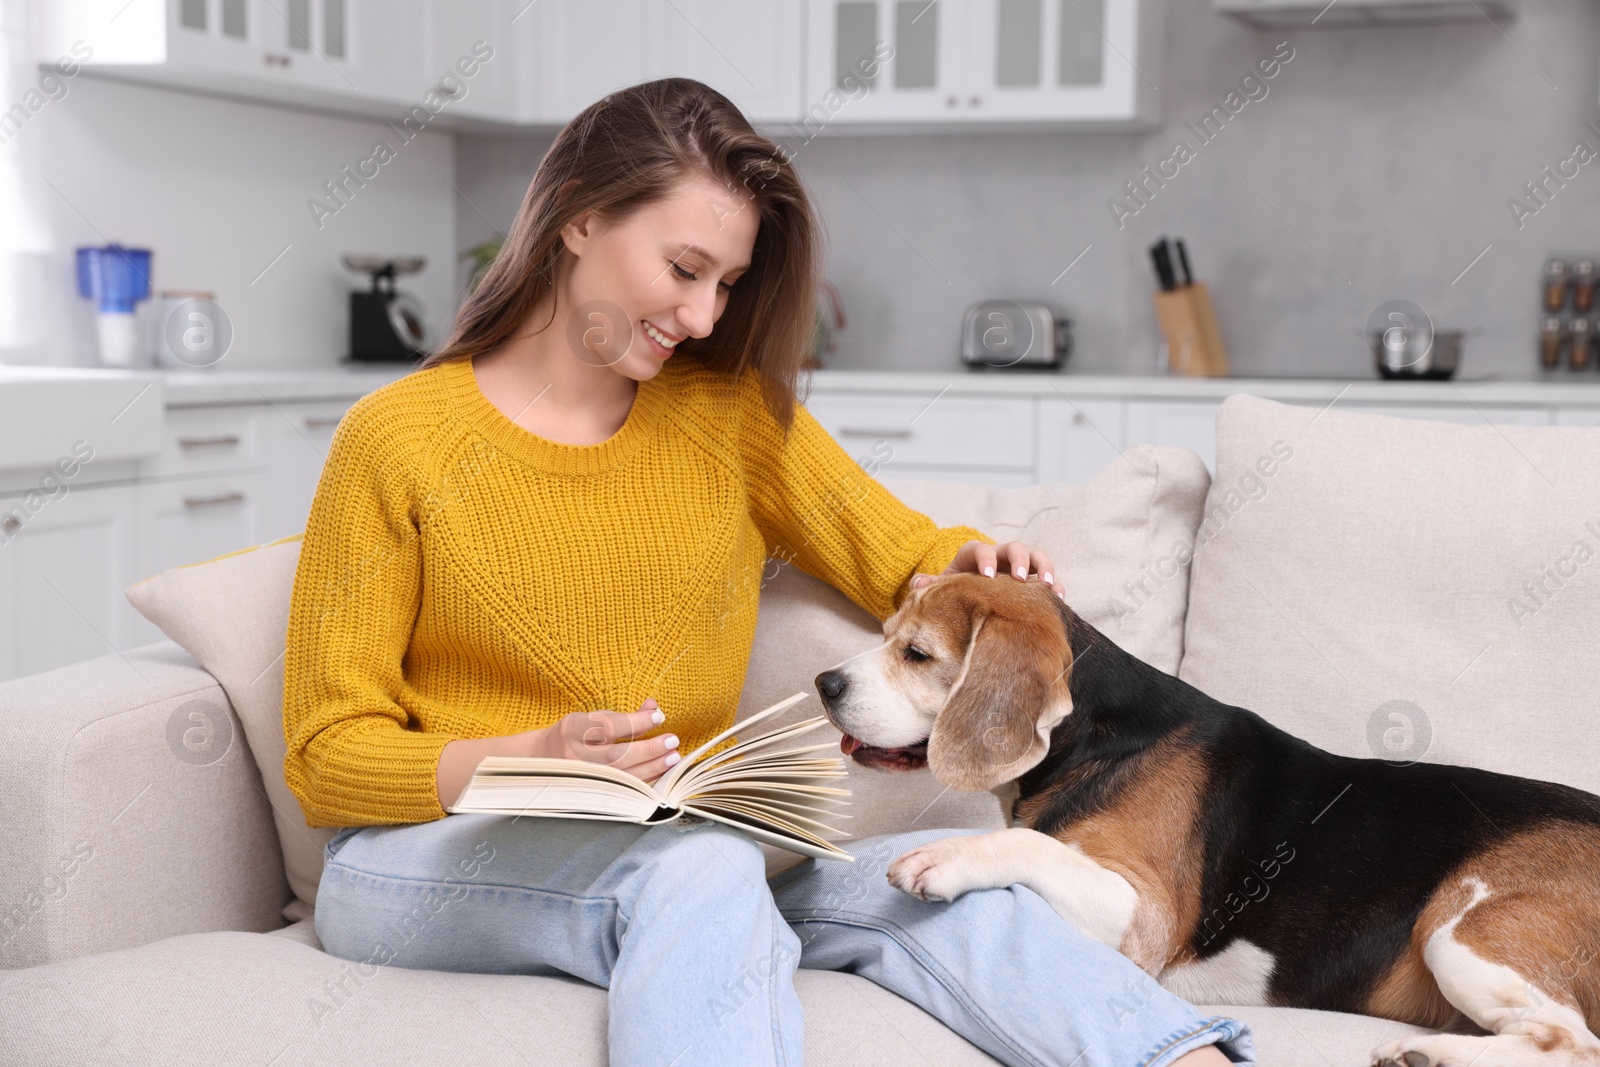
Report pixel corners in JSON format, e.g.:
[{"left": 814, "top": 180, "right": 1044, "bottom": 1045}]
[{"left": 314, "top": 815, "right": 1254, "bottom": 1067}]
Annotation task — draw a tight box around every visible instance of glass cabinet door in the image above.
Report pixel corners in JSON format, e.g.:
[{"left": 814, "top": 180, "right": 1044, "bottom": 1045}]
[
  {"left": 964, "top": 0, "right": 1149, "bottom": 122},
  {"left": 806, "top": 0, "right": 1157, "bottom": 126},
  {"left": 806, "top": 0, "right": 966, "bottom": 121}
]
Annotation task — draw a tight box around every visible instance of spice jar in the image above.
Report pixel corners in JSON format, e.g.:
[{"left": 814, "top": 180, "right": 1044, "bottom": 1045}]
[
  {"left": 1540, "top": 316, "right": 1566, "bottom": 369},
  {"left": 1569, "top": 317, "right": 1594, "bottom": 370},
  {"left": 1544, "top": 259, "right": 1570, "bottom": 313},
  {"left": 1575, "top": 261, "right": 1598, "bottom": 314}
]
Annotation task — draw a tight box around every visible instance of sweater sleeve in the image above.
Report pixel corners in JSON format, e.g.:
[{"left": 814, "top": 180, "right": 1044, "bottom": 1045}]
[
  {"left": 739, "top": 374, "right": 994, "bottom": 623},
  {"left": 281, "top": 400, "right": 457, "bottom": 828}
]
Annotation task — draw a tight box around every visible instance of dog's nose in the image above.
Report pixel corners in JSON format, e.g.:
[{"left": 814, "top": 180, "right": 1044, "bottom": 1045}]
[{"left": 815, "top": 670, "right": 847, "bottom": 702}]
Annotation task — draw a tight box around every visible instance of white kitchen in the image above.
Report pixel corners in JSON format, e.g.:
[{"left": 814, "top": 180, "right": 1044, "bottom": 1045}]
[{"left": 6, "top": 3, "right": 1600, "bottom": 1065}]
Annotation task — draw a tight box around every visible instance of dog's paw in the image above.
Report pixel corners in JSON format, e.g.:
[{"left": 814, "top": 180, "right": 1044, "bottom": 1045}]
[
  {"left": 1370, "top": 1055, "right": 1430, "bottom": 1067},
  {"left": 886, "top": 837, "right": 992, "bottom": 903},
  {"left": 1370, "top": 1038, "right": 1459, "bottom": 1067}
]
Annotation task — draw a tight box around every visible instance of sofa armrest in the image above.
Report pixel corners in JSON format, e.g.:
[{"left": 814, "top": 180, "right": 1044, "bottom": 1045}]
[{"left": 0, "top": 640, "right": 289, "bottom": 970}]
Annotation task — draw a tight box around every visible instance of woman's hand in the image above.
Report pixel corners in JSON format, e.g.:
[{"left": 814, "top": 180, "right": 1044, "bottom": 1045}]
[
  {"left": 533, "top": 697, "right": 682, "bottom": 783},
  {"left": 437, "top": 698, "right": 680, "bottom": 810},
  {"left": 910, "top": 539, "right": 1066, "bottom": 601}
]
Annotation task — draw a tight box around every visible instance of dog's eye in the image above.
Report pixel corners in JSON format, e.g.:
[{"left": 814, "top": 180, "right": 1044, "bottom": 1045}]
[{"left": 902, "top": 645, "right": 930, "bottom": 663}]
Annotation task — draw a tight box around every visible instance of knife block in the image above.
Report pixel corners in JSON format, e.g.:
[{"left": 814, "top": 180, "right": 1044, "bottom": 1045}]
[{"left": 1153, "top": 283, "right": 1229, "bottom": 377}]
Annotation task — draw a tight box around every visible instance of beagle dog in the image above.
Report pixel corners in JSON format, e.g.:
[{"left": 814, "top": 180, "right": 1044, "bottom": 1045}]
[{"left": 814, "top": 573, "right": 1600, "bottom": 1067}]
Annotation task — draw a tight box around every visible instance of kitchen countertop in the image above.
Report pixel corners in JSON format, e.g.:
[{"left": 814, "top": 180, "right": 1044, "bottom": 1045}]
[{"left": 9, "top": 362, "right": 1600, "bottom": 407}]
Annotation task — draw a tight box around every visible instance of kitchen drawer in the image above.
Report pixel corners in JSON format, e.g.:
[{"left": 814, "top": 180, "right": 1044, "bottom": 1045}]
[
  {"left": 134, "top": 470, "right": 272, "bottom": 584},
  {"left": 804, "top": 392, "right": 1036, "bottom": 470},
  {"left": 141, "top": 406, "right": 266, "bottom": 478}
]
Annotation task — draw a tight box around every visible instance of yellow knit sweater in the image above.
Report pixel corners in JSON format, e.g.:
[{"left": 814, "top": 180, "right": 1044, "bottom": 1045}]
[{"left": 281, "top": 354, "right": 992, "bottom": 828}]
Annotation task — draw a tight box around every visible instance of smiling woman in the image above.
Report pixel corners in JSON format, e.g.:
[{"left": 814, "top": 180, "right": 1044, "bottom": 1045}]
[{"left": 288, "top": 77, "right": 1252, "bottom": 1067}]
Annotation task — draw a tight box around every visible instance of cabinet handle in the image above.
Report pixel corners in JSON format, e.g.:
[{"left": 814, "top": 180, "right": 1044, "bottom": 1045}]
[
  {"left": 969, "top": 95, "right": 982, "bottom": 107},
  {"left": 263, "top": 52, "right": 291, "bottom": 68},
  {"left": 1072, "top": 412, "right": 1086, "bottom": 425},
  {"left": 304, "top": 416, "right": 342, "bottom": 429},
  {"left": 946, "top": 95, "right": 959, "bottom": 108},
  {"left": 1, "top": 516, "right": 19, "bottom": 534},
  {"left": 837, "top": 426, "right": 913, "bottom": 438},
  {"left": 177, "top": 434, "right": 242, "bottom": 449},
  {"left": 183, "top": 492, "right": 246, "bottom": 509}
]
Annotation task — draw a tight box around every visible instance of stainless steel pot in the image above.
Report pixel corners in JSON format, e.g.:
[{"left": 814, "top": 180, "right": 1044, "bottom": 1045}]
[{"left": 1370, "top": 324, "right": 1462, "bottom": 379}]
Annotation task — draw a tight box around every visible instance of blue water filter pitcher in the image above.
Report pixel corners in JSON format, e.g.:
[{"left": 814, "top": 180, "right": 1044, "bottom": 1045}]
[{"left": 75, "top": 245, "right": 152, "bottom": 366}]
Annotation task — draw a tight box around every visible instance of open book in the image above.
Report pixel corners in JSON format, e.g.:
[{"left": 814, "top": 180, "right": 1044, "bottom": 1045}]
[{"left": 446, "top": 692, "right": 855, "bottom": 861}]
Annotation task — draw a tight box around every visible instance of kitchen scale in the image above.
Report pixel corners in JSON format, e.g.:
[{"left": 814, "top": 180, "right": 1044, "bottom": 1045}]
[{"left": 343, "top": 255, "right": 430, "bottom": 362}]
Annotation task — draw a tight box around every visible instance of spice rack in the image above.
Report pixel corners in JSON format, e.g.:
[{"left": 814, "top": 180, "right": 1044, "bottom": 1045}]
[{"left": 1539, "top": 257, "right": 1600, "bottom": 372}]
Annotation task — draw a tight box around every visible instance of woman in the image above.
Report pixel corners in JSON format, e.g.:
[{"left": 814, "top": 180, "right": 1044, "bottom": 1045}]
[{"left": 283, "top": 78, "right": 1253, "bottom": 1067}]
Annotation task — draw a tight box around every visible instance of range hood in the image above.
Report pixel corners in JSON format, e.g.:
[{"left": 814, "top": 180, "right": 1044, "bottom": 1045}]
[{"left": 1215, "top": 0, "right": 1517, "bottom": 28}]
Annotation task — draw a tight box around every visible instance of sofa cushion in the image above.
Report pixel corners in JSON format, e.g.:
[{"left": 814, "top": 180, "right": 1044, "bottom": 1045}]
[
  {"left": 1181, "top": 395, "right": 1600, "bottom": 795},
  {"left": 884, "top": 443, "right": 1211, "bottom": 677},
  {"left": 125, "top": 534, "right": 332, "bottom": 925},
  {"left": 0, "top": 926, "right": 1004, "bottom": 1066},
  {"left": 0, "top": 922, "right": 1432, "bottom": 1065}
]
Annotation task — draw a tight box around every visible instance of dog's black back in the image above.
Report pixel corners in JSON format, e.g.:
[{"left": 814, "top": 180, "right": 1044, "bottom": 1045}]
[{"left": 1014, "top": 606, "right": 1600, "bottom": 1014}]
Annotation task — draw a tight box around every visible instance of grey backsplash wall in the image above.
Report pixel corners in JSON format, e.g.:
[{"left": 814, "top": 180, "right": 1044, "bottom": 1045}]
[{"left": 454, "top": 0, "right": 1600, "bottom": 379}]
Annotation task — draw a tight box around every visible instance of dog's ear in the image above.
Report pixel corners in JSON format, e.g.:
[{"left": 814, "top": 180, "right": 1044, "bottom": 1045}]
[{"left": 926, "top": 609, "right": 1073, "bottom": 791}]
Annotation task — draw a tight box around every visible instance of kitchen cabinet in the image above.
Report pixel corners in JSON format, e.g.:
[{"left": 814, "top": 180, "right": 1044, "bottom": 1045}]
[
  {"left": 0, "top": 392, "right": 368, "bottom": 684},
  {"left": 426, "top": 0, "right": 526, "bottom": 123},
  {"left": 803, "top": 390, "right": 1036, "bottom": 479},
  {"left": 45, "top": 0, "right": 1160, "bottom": 130},
  {"left": 803, "top": 0, "right": 1163, "bottom": 127},
  {"left": 0, "top": 484, "right": 141, "bottom": 684},
  {"left": 530, "top": 0, "right": 804, "bottom": 125},
  {"left": 39, "top": 0, "right": 520, "bottom": 126},
  {"left": 256, "top": 399, "right": 350, "bottom": 543},
  {"left": 1036, "top": 396, "right": 1126, "bottom": 483},
  {"left": 126, "top": 470, "right": 274, "bottom": 647},
  {"left": 1125, "top": 398, "right": 1221, "bottom": 474}
]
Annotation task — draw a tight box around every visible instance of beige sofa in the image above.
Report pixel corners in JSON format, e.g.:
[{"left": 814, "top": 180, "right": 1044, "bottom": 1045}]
[{"left": 5, "top": 394, "right": 1598, "bottom": 1066}]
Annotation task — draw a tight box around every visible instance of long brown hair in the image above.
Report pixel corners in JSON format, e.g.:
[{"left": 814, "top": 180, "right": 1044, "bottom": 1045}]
[{"left": 423, "top": 78, "right": 821, "bottom": 436}]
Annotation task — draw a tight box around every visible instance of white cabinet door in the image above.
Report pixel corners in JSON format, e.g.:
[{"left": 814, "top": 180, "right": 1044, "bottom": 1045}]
[
  {"left": 257, "top": 401, "right": 351, "bottom": 543},
  {"left": 1037, "top": 397, "right": 1125, "bottom": 484},
  {"left": 532, "top": 0, "right": 656, "bottom": 121},
  {"left": 661, "top": 0, "right": 804, "bottom": 124},
  {"left": 804, "top": 0, "right": 964, "bottom": 121},
  {"left": 344, "top": 0, "right": 431, "bottom": 103},
  {"left": 963, "top": 0, "right": 1157, "bottom": 123},
  {"left": 1125, "top": 399, "right": 1219, "bottom": 474},
  {"left": 1556, "top": 407, "right": 1600, "bottom": 426},
  {"left": 425, "top": 0, "right": 525, "bottom": 122},
  {"left": 534, "top": 1, "right": 803, "bottom": 125},
  {"left": 0, "top": 485, "right": 141, "bottom": 684}
]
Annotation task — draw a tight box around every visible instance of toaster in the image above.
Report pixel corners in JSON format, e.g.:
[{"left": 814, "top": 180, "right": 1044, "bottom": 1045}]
[{"left": 960, "top": 300, "right": 1072, "bottom": 369}]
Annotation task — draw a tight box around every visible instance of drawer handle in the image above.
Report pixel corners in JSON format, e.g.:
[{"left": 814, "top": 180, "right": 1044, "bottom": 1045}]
[
  {"left": 177, "top": 435, "right": 242, "bottom": 449},
  {"left": 1, "top": 516, "right": 20, "bottom": 534},
  {"left": 304, "top": 416, "right": 342, "bottom": 429},
  {"left": 183, "top": 492, "right": 246, "bottom": 509},
  {"left": 837, "top": 426, "right": 913, "bottom": 438}
]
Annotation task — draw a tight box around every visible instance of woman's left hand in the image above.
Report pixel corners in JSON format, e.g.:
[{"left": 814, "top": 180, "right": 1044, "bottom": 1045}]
[{"left": 911, "top": 539, "right": 1067, "bottom": 601}]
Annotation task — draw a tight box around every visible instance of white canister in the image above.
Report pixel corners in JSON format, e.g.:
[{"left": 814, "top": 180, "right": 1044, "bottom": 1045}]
[{"left": 155, "top": 290, "right": 223, "bottom": 370}]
